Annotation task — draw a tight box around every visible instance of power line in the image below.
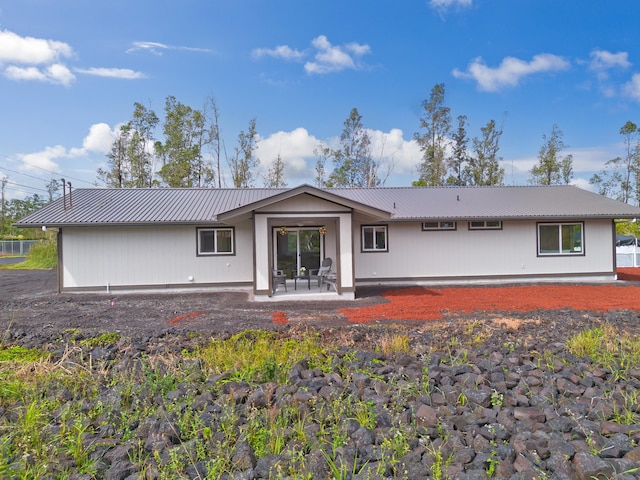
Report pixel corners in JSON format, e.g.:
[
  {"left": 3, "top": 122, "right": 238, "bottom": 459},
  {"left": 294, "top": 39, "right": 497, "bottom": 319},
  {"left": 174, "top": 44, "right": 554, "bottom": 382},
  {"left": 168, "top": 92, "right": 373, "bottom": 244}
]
[
  {"left": 0, "top": 154, "right": 96, "bottom": 186},
  {"left": 3, "top": 179, "right": 49, "bottom": 194},
  {"left": 0, "top": 165, "right": 49, "bottom": 183}
]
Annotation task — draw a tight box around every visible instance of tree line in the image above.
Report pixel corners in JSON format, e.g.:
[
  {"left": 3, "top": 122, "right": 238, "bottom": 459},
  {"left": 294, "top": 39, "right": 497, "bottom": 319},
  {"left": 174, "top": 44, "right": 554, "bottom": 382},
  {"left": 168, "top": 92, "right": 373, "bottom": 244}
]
[
  {"left": 94, "top": 85, "right": 582, "bottom": 191},
  {"left": 4, "top": 84, "right": 640, "bottom": 239}
]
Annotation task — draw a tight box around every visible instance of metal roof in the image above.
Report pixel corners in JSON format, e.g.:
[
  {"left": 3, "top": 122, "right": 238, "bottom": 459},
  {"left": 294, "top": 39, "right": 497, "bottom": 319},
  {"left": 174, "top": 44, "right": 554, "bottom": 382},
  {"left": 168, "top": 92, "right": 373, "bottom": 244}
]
[
  {"left": 14, "top": 184, "right": 640, "bottom": 228},
  {"left": 331, "top": 185, "right": 640, "bottom": 220}
]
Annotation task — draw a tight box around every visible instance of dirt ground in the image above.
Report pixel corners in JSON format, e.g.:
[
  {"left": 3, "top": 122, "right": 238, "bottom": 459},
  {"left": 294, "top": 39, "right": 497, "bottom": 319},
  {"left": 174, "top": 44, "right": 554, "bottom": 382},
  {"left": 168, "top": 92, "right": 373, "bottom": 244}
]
[
  {"left": 0, "top": 269, "right": 382, "bottom": 338},
  {"left": 2, "top": 269, "right": 640, "bottom": 339}
]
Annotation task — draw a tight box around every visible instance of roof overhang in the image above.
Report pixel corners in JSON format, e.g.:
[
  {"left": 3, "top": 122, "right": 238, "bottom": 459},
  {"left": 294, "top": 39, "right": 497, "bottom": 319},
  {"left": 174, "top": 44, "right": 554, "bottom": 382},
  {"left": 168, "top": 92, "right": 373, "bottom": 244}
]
[{"left": 217, "top": 184, "right": 393, "bottom": 222}]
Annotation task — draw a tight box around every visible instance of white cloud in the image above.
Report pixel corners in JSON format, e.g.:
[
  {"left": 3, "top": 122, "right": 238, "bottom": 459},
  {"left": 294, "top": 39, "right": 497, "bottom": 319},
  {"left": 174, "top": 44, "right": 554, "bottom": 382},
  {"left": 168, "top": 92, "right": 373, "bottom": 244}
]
[
  {"left": 19, "top": 145, "right": 66, "bottom": 172},
  {"left": 74, "top": 67, "right": 146, "bottom": 79},
  {"left": 452, "top": 53, "right": 570, "bottom": 92},
  {"left": 623, "top": 73, "right": 640, "bottom": 101},
  {"left": 4, "top": 63, "right": 75, "bottom": 85},
  {"left": 304, "top": 35, "right": 371, "bottom": 75},
  {"left": 0, "top": 29, "right": 73, "bottom": 65},
  {"left": 257, "top": 128, "right": 321, "bottom": 182},
  {"left": 367, "top": 128, "right": 420, "bottom": 175},
  {"left": 0, "top": 30, "right": 76, "bottom": 85},
  {"left": 0, "top": 29, "right": 139, "bottom": 86},
  {"left": 19, "top": 123, "right": 116, "bottom": 175},
  {"left": 253, "top": 35, "right": 371, "bottom": 75},
  {"left": 429, "top": 0, "right": 472, "bottom": 10},
  {"left": 589, "top": 49, "right": 631, "bottom": 72},
  {"left": 82, "top": 123, "right": 115, "bottom": 153},
  {"left": 252, "top": 45, "right": 304, "bottom": 61},
  {"left": 256, "top": 127, "right": 419, "bottom": 185},
  {"left": 126, "top": 41, "right": 213, "bottom": 55}
]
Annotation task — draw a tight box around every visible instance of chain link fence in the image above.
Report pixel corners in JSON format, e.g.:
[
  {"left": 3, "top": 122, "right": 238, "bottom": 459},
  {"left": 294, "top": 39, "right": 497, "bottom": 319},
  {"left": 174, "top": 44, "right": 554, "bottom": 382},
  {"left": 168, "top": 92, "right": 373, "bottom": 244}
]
[{"left": 0, "top": 240, "right": 40, "bottom": 256}]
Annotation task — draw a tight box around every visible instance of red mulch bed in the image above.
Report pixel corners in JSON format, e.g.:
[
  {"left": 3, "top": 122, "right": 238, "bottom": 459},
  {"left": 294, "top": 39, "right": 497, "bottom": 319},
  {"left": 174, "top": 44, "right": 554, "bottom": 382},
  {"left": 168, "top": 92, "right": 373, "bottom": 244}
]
[{"left": 339, "top": 269, "right": 640, "bottom": 324}]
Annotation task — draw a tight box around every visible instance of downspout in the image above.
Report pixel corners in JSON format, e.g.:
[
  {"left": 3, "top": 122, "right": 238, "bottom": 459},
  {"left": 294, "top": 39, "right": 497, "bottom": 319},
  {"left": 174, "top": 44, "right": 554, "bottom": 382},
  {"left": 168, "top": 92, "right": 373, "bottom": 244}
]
[{"left": 57, "top": 229, "right": 63, "bottom": 293}]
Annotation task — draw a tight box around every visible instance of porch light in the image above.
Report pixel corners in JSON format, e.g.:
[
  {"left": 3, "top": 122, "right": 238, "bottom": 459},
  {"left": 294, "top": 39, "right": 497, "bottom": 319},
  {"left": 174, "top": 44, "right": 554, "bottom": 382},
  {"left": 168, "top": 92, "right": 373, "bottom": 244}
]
[{"left": 279, "top": 226, "right": 288, "bottom": 236}]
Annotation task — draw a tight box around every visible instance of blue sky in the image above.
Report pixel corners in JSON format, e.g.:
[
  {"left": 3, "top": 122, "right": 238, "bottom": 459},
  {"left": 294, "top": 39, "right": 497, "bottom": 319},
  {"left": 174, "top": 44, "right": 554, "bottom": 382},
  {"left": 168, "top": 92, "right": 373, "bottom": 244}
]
[{"left": 1, "top": 0, "right": 640, "bottom": 200}]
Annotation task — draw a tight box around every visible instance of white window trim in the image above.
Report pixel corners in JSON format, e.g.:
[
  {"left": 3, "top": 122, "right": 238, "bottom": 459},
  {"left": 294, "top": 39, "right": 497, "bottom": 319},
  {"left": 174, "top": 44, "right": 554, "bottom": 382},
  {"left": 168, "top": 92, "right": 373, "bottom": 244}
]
[
  {"left": 422, "top": 221, "right": 457, "bottom": 231},
  {"left": 537, "top": 222, "right": 584, "bottom": 256},
  {"left": 469, "top": 220, "right": 502, "bottom": 230},
  {"left": 362, "top": 225, "right": 388, "bottom": 252},
  {"left": 197, "top": 227, "right": 235, "bottom": 256}
]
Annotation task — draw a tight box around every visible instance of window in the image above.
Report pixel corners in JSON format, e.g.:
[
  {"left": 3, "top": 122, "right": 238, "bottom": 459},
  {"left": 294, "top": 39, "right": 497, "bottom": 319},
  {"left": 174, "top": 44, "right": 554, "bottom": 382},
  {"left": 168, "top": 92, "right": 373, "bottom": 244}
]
[
  {"left": 362, "top": 225, "right": 388, "bottom": 252},
  {"left": 469, "top": 220, "right": 502, "bottom": 230},
  {"left": 197, "top": 227, "right": 234, "bottom": 255},
  {"left": 537, "top": 222, "right": 584, "bottom": 256},
  {"left": 422, "top": 221, "right": 456, "bottom": 231}
]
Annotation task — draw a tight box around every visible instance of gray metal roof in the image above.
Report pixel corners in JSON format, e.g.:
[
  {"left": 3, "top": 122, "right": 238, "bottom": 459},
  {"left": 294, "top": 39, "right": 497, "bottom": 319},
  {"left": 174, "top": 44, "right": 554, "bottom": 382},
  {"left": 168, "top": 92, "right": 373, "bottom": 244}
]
[
  {"left": 331, "top": 185, "right": 640, "bottom": 220},
  {"left": 14, "top": 184, "right": 640, "bottom": 228}
]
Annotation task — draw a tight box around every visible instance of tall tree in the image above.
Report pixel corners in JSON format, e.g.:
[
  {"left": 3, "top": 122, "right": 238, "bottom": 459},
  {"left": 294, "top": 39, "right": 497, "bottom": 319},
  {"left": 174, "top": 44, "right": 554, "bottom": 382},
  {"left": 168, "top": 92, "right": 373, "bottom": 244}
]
[
  {"left": 327, "top": 108, "right": 378, "bottom": 187},
  {"left": 98, "top": 123, "right": 132, "bottom": 187},
  {"left": 465, "top": 119, "right": 505, "bottom": 186},
  {"left": 98, "top": 102, "right": 159, "bottom": 188},
  {"left": 46, "top": 178, "right": 60, "bottom": 202},
  {"left": 204, "top": 95, "right": 223, "bottom": 188},
  {"left": 446, "top": 115, "right": 470, "bottom": 185},
  {"left": 591, "top": 121, "right": 640, "bottom": 204},
  {"left": 313, "top": 145, "right": 331, "bottom": 187},
  {"left": 129, "top": 102, "right": 159, "bottom": 187},
  {"left": 229, "top": 118, "right": 259, "bottom": 188},
  {"left": 414, "top": 83, "right": 451, "bottom": 186},
  {"left": 157, "top": 96, "right": 215, "bottom": 187},
  {"left": 264, "top": 154, "right": 287, "bottom": 187},
  {"left": 528, "top": 124, "right": 573, "bottom": 185}
]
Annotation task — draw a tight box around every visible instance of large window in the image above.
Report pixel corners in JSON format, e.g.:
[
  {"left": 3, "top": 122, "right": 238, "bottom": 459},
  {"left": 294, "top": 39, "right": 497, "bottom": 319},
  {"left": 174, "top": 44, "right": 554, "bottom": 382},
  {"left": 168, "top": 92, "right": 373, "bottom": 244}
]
[
  {"left": 537, "top": 222, "right": 584, "bottom": 256},
  {"left": 197, "top": 227, "right": 234, "bottom": 255},
  {"left": 362, "top": 225, "right": 388, "bottom": 252}
]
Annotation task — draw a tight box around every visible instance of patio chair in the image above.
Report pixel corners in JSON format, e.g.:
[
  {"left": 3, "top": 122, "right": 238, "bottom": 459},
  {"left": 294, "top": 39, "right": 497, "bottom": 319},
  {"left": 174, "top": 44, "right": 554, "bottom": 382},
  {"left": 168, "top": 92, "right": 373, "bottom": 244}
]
[
  {"left": 320, "top": 272, "right": 338, "bottom": 292},
  {"left": 272, "top": 269, "right": 287, "bottom": 293},
  {"left": 309, "top": 258, "right": 333, "bottom": 288}
]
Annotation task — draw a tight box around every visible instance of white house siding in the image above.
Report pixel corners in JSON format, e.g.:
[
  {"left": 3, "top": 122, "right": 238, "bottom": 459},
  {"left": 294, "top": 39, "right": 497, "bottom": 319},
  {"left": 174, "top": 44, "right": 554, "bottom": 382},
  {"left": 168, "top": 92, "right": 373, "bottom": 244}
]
[
  {"left": 354, "top": 219, "right": 615, "bottom": 283},
  {"left": 61, "top": 223, "right": 254, "bottom": 290}
]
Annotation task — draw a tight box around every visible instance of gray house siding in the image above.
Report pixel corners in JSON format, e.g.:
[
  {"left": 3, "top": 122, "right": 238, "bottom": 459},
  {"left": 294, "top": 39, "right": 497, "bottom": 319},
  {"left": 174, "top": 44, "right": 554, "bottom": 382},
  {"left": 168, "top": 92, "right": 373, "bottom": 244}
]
[
  {"left": 61, "top": 223, "right": 254, "bottom": 291},
  {"left": 354, "top": 218, "right": 615, "bottom": 284}
]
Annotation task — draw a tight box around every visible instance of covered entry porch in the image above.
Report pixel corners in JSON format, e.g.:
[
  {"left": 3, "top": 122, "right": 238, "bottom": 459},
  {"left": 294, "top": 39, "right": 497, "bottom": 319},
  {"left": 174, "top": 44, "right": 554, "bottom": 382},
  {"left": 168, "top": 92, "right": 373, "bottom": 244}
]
[{"left": 215, "top": 184, "right": 392, "bottom": 301}]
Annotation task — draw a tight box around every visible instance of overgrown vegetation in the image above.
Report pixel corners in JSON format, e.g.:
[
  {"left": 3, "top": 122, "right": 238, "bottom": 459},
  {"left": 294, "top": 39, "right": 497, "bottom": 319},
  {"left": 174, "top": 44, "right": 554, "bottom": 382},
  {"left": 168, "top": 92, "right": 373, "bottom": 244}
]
[
  {"left": 5, "top": 239, "right": 57, "bottom": 269},
  {"left": 567, "top": 323, "right": 640, "bottom": 380},
  {"left": 1, "top": 321, "right": 639, "bottom": 478}
]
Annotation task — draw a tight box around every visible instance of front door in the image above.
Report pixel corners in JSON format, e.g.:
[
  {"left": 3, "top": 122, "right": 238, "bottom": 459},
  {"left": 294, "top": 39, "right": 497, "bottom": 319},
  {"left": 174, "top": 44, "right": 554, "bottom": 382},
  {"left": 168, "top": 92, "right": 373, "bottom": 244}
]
[{"left": 275, "top": 228, "right": 322, "bottom": 278}]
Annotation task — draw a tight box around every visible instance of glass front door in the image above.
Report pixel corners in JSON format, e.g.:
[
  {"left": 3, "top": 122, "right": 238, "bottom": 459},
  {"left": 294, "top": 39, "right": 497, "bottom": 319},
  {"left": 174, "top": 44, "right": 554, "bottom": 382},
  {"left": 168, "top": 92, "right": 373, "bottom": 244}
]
[{"left": 275, "top": 228, "right": 322, "bottom": 278}]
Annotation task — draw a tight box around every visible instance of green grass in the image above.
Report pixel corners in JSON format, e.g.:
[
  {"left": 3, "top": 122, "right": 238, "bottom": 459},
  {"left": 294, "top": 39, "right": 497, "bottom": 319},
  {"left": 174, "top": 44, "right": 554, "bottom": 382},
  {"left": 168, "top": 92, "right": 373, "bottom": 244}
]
[
  {"left": 191, "top": 329, "right": 329, "bottom": 383},
  {"left": 5, "top": 240, "right": 57, "bottom": 270},
  {"left": 567, "top": 323, "right": 640, "bottom": 378}
]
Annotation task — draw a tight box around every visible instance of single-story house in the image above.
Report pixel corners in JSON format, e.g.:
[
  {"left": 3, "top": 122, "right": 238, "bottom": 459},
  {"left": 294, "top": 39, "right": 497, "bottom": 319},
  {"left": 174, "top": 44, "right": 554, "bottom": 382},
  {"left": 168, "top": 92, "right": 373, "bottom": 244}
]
[{"left": 15, "top": 184, "right": 640, "bottom": 300}]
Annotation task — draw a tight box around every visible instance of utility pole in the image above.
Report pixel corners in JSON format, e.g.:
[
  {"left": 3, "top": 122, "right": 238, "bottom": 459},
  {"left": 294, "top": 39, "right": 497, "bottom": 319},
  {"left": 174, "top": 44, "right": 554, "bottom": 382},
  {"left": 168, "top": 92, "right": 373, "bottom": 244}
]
[{"left": 1, "top": 176, "right": 7, "bottom": 238}]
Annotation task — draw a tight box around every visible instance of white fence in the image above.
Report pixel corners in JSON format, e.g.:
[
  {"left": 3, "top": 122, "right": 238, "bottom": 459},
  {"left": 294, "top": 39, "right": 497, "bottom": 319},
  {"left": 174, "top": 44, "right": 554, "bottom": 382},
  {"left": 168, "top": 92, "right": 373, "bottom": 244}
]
[
  {"left": 616, "top": 245, "right": 640, "bottom": 267},
  {"left": 0, "top": 240, "right": 40, "bottom": 256}
]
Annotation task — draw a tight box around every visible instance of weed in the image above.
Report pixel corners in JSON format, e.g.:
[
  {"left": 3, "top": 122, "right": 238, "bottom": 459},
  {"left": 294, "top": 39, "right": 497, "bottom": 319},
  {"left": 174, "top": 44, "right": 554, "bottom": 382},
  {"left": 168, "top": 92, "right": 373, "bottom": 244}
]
[
  {"left": 0, "top": 345, "right": 46, "bottom": 362},
  {"left": 352, "top": 399, "right": 377, "bottom": 430},
  {"left": 7, "top": 240, "right": 57, "bottom": 270},
  {"left": 80, "top": 332, "right": 121, "bottom": 347},
  {"left": 378, "top": 332, "right": 410, "bottom": 356},
  {"left": 490, "top": 389, "right": 504, "bottom": 408},
  {"left": 425, "top": 440, "right": 453, "bottom": 480},
  {"left": 192, "top": 330, "right": 327, "bottom": 383},
  {"left": 485, "top": 449, "right": 499, "bottom": 477},
  {"left": 567, "top": 324, "right": 640, "bottom": 380}
]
